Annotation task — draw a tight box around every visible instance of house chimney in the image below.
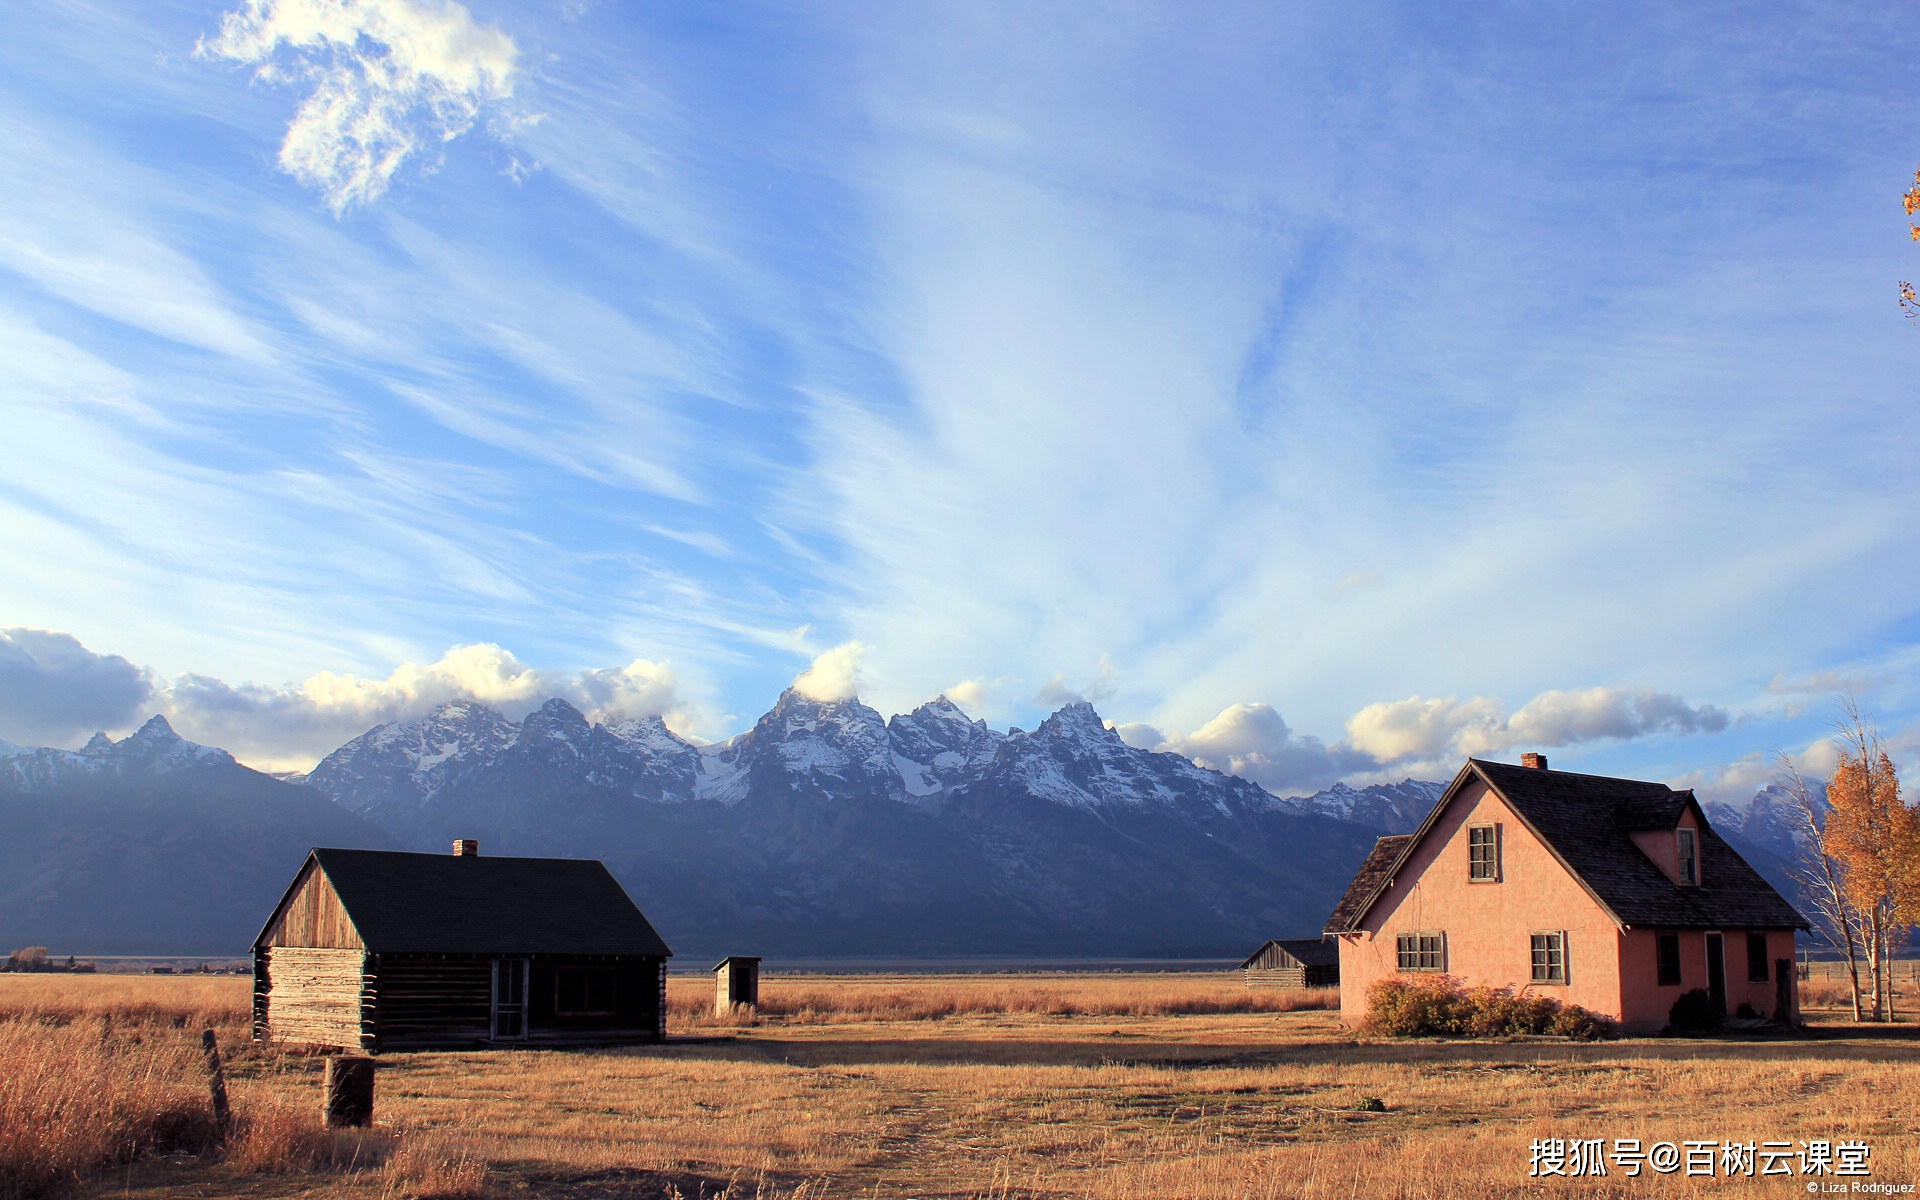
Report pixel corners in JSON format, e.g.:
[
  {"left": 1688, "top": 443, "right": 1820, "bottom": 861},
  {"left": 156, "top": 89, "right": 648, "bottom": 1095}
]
[
  {"left": 1520, "top": 752, "right": 1548, "bottom": 770},
  {"left": 452, "top": 839, "right": 479, "bottom": 857}
]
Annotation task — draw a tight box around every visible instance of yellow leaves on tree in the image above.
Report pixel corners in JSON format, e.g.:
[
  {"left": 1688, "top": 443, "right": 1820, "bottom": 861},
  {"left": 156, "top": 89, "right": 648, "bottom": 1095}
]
[
  {"left": 1820, "top": 742, "right": 1920, "bottom": 1020},
  {"left": 1822, "top": 751, "right": 1920, "bottom": 921}
]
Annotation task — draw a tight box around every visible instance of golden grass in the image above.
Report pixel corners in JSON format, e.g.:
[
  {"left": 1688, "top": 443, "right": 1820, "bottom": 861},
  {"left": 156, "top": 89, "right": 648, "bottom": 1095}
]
[
  {"left": 666, "top": 972, "right": 1339, "bottom": 1028},
  {"left": 7, "top": 972, "right": 1917, "bottom": 1200},
  {"left": 0, "top": 1006, "right": 222, "bottom": 1199},
  {"left": 0, "top": 976, "right": 488, "bottom": 1200}
]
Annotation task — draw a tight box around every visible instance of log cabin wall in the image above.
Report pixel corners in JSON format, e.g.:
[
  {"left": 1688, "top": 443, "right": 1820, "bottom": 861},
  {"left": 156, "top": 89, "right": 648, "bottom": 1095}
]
[
  {"left": 369, "top": 955, "right": 493, "bottom": 1048},
  {"left": 261, "top": 946, "right": 372, "bottom": 1049},
  {"left": 1244, "top": 966, "right": 1309, "bottom": 988},
  {"left": 523, "top": 955, "right": 664, "bottom": 1040}
]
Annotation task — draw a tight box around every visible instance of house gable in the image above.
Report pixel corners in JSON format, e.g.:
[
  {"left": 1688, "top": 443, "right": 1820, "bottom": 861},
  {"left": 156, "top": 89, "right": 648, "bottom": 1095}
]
[
  {"left": 1350, "top": 776, "right": 1618, "bottom": 942},
  {"left": 256, "top": 854, "right": 365, "bottom": 950},
  {"left": 1325, "top": 762, "right": 1626, "bottom": 936}
]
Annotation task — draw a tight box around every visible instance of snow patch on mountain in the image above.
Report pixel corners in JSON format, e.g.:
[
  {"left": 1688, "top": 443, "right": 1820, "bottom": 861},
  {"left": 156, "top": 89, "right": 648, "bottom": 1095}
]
[
  {"left": 1276, "top": 778, "right": 1445, "bottom": 832},
  {"left": 0, "top": 715, "right": 234, "bottom": 792}
]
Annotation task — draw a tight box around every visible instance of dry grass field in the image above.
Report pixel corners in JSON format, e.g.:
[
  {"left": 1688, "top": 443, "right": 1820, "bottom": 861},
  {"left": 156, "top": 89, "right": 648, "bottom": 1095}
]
[{"left": 2, "top": 971, "right": 1916, "bottom": 1200}]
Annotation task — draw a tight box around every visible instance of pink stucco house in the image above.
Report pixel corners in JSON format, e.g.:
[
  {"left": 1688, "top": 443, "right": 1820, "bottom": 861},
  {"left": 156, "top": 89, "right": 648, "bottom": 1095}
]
[{"left": 1323, "top": 755, "right": 1807, "bottom": 1035}]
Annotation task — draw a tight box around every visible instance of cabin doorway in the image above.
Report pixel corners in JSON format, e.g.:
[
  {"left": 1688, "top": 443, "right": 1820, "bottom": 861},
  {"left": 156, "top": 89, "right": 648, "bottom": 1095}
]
[
  {"left": 1705, "top": 934, "right": 1727, "bottom": 1018},
  {"left": 491, "top": 958, "right": 529, "bottom": 1040}
]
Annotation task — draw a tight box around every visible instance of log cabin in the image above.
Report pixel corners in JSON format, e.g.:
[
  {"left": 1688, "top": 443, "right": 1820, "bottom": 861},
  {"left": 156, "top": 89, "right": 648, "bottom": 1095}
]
[
  {"left": 1238, "top": 939, "right": 1339, "bottom": 989},
  {"left": 252, "top": 841, "right": 672, "bottom": 1052},
  {"left": 1324, "top": 755, "right": 1808, "bottom": 1034}
]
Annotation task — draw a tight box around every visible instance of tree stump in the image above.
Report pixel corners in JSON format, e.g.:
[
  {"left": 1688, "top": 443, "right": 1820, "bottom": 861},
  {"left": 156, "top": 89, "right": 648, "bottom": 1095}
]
[{"left": 322, "top": 1055, "right": 375, "bottom": 1128}]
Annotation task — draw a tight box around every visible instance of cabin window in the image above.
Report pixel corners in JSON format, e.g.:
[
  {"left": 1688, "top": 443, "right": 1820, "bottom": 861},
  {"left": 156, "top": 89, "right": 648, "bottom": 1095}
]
[
  {"left": 1676, "top": 829, "right": 1697, "bottom": 886},
  {"left": 1468, "top": 824, "right": 1501, "bottom": 881},
  {"left": 1656, "top": 933, "right": 1681, "bottom": 986},
  {"left": 1530, "top": 931, "right": 1567, "bottom": 984},
  {"left": 554, "top": 966, "right": 617, "bottom": 1016},
  {"left": 1396, "top": 932, "right": 1445, "bottom": 972},
  {"left": 1746, "top": 933, "right": 1769, "bottom": 982}
]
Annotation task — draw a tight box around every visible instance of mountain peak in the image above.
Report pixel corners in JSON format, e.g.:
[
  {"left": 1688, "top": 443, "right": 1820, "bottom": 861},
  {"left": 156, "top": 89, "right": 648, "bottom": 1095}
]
[
  {"left": 80, "top": 731, "right": 116, "bottom": 756},
  {"left": 125, "top": 714, "right": 182, "bottom": 746},
  {"left": 1034, "top": 701, "right": 1119, "bottom": 743}
]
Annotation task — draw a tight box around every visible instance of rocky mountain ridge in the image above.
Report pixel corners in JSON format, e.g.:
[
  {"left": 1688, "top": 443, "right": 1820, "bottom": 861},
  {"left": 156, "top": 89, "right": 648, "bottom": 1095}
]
[
  {"left": 0, "top": 693, "right": 1813, "bottom": 958},
  {"left": 0, "top": 716, "right": 392, "bottom": 953}
]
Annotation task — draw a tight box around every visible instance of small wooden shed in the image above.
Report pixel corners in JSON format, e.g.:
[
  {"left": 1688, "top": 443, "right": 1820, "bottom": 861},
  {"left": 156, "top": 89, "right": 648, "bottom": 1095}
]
[
  {"left": 252, "top": 844, "right": 672, "bottom": 1052},
  {"left": 713, "top": 956, "right": 761, "bottom": 1015},
  {"left": 1239, "top": 939, "right": 1339, "bottom": 989}
]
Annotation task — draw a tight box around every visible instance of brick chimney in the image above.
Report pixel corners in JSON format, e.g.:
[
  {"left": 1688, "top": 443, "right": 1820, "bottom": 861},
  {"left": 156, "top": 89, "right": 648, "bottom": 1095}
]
[
  {"left": 1520, "top": 752, "right": 1548, "bottom": 770},
  {"left": 452, "top": 839, "right": 479, "bottom": 857}
]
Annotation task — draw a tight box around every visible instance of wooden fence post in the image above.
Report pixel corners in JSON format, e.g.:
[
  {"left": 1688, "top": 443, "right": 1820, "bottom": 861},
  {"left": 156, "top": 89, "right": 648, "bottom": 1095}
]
[
  {"left": 322, "top": 1056, "right": 376, "bottom": 1128},
  {"left": 200, "top": 1029, "right": 232, "bottom": 1140}
]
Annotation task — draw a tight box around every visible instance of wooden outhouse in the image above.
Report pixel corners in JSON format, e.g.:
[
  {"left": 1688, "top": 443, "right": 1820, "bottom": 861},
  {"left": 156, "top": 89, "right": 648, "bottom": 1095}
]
[
  {"left": 713, "top": 956, "right": 761, "bottom": 1015},
  {"left": 252, "top": 843, "right": 672, "bottom": 1052},
  {"left": 1239, "top": 939, "right": 1340, "bottom": 988}
]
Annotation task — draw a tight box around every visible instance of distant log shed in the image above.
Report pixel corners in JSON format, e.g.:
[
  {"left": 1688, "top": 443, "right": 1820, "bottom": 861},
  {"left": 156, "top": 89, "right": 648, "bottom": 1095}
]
[
  {"left": 1239, "top": 939, "right": 1339, "bottom": 989},
  {"left": 252, "top": 843, "right": 672, "bottom": 1052}
]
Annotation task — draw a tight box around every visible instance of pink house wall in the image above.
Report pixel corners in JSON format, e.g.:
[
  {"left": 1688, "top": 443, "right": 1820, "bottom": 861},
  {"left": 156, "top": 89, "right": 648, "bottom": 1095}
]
[
  {"left": 1337, "top": 779, "right": 1626, "bottom": 1025},
  {"left": 1334, "top": 778, "right": 1798, "bottom": 1035},
  {"left": 1616, "top": 927, "right": 1798, "bottom": 1030}
]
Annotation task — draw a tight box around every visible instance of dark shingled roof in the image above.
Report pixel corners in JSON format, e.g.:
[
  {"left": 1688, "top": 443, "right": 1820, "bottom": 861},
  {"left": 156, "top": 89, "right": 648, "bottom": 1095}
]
[
  {"left": 1323, "top": 835, "right": 1413, "bottom": 935},
  {"left": 257, "top": 848, "right": 672, "bottom": 957},
  {"left": 1324, "top": 761, "right": 1807, "bottom": 934},
  {"left": 1239, "top": 938, "right": 1340, "bottom": 970}
]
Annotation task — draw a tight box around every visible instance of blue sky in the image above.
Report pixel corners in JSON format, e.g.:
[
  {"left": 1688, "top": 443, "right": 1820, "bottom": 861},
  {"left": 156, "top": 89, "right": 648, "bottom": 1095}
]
[{"left": 2, "top": 0, "right": 1917, "bottom": 796}]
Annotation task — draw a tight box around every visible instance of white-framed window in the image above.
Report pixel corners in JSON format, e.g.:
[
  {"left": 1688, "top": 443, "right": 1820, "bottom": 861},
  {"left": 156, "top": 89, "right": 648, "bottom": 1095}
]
[
  {"left": 1676, "top": 828, "right": 1698, "bottom": 886},
  {"left": 1530, "top": 931, "right": 1567, "bottom": 985},
  {"left": 1396, "top": 931, "right": 1445, "bottom": 972},
  {"left": 1468, "top": 823, "right": 1501, "bottom": 882}
]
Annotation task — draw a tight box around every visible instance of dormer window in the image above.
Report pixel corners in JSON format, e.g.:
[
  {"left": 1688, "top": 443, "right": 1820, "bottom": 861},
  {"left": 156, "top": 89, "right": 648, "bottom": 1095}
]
[{"left": 1676, "top": 829, "right": 1697, "bottom": 886}]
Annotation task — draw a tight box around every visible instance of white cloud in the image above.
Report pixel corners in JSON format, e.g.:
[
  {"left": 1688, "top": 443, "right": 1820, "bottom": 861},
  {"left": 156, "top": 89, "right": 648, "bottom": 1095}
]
[
  {"left": 199, "top": 0, "right": 518, "bottom": 212},
  {"left": 792, "top": 640, "right": 865, "bottom": 703},
  {"left": 1031, "top": 655, "right": 1116, "bottom": 709},
  {"left": 1125, "top": 701, "right": 1363, "bottom": 795},
  {"left": 1032, "top": 674, "right": 1082, "bottom": 708},
  {"left": 944, "top": 677, "right": 989, "bottom": 711},
  {"left": 1345, "top": 687, "right": 1728, "bottom": 765},
  {"left": 0, "top": 628, "right": 156, "bottom": 747},
  {"left": 164, "top": 642, "right": 689, "bottom": 770},
  {"left": 1343, "top": 695, "right": 1506, "bottom": 763},
  {"left": 1666, "top": 737, "right": 1846, "bottom": 807}
]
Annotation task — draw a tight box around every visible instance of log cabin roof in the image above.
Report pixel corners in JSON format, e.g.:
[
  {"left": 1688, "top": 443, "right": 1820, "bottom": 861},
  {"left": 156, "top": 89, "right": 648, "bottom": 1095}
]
[
  {"left": 1323, "top": 760, "right": 1808, "bottom": 935},
  {"left": 254, "top": 848, "right": 673, "bottom": 956},
  {"left": 1238, "top": 938, "right": 1339, "bottom": 970}
]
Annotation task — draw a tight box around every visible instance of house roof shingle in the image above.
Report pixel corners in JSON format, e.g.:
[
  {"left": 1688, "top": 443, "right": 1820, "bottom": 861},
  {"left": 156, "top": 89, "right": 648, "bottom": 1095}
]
[
  {"left": 1324, "top": 761, "right": 1807, "bottom": 934},
  {"left": 256, "top": 848, "right": 673, "bottom": 957},
  {"left": 1323, "top": 835, "right": 1413, "bottom": 936}
]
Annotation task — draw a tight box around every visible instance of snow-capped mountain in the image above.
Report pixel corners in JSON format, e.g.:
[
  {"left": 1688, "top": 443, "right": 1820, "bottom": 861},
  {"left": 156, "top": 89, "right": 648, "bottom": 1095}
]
[
  {"left": 0, "top": 715, "right": 392, "bottom": 954},
  {"left": 887, "top": 695, "right": 1006, "bottom": 806},
  {"left": 286, "top": 690, "right": 1392, "bottom": 957},
  {"left": 0, "top": 715, "right": 236, "bottom": 791},
  {"left": 304, "top": 700, "right": 519, "bottom": 829},
  {"left": 1277, "top": 778, "right": 1445, "bottom": 832}
]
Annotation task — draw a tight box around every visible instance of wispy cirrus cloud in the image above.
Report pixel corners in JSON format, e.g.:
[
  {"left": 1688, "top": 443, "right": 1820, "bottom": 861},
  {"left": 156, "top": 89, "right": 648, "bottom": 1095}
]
[{"left": 197, "top": 0, "right": 519, "bottom": 212}]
